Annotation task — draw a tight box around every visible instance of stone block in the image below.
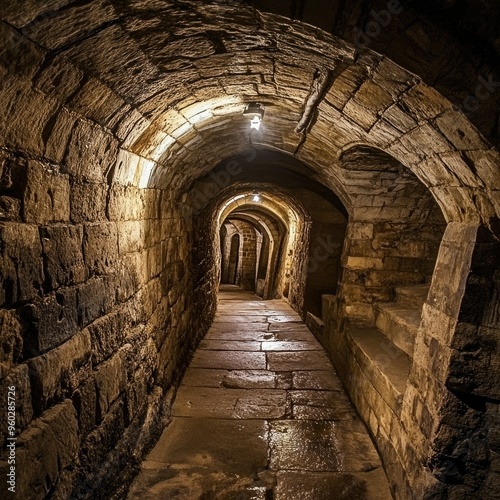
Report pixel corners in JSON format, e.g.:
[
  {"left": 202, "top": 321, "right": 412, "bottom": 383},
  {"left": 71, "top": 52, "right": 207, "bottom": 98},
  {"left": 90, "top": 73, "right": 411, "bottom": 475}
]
[
  {"left": 23, "top": 160, "right": 70, "bottom": 223},
  {"left": 83, "top": 222, "right": 118, "bottom": 276},
  {"left": 400, "top": 83, "right": 452, "bottom": 122},
  {"left": 382, "top": 103, "right": 418, "bottom": 133},
  {"left": 117, "top": 220, "right": 144, "bottom": 254},
  {"left": 348, "top": 222, "right": 374, "bottom": 240},
  {"left": 0, "top": 223, "right": 43, "bottom": 306},
  {"left": 326, "top": 65, "right": 368, "bottom": 109},
  {"left": 0, "top": 80, "right": 58, "bottom": 159},
  {"left": 464, "top": 149, "right": 500, "bottom": 188},
  {"left": 34, "top": 53, "right": 84, "bottom": 103},
  {"left": 125, "top": 366, "right": 148, "bottom": 424},
  {"left": 403, "top": 124, "right": 453, "bottom": 155},
  {"left": 40, "top": 224, "right": 86, "bottom": 289},
  {"left": 107, "top": 184, "right": 145, "bottom": 221},
  {"left": 373, "top": 58, "right": 414, "bottom": 98},
  {"left": 0, "top": 308, "right": 23, "bottom": 367},
  {"left": 72, "top": 375, "right": 97, "bottom": 439},
  {"left": 343, "top": 97, "right": 378, "bottom": 131},
  {"left": 95, "top": 350, "right": 127, "bottom": 420},
  {"left": 70, "top": 181, "right": 108, "bottom": 223},
  {"left": 0, "top": 196, "right": 21, "bottom": 221},
  {"left": 447, "top": 325, "right": 500, "bottom": 399},
  {"left": 144, "top": 219, "right": 162, "bottom": 247},
  {"left": 146, "top": 244, "right": 162, "bottom": 280},
  {"left": 344, "top": 303, "right": 375, "bottom": 326},
  {"left": 426, "top": 223, "right": 477, "bottom": 318},
  {"left": 0, "top": 153, "right": 24, "bottom": 194},
  {"left": 0, "top": 22, "right": 46, "bottom": 79},
  {"left": 67, "top": 77, "right": 125, "bottom": 127},
  {"left": 116, "top": 252, "right": 144, "bottom": 303},
  {"left": 77, "top": 277, "right": 115, "bottom": 328},
  {"left": 43, "top": 107, "right": 78, "bottom": 164},
  {"left": 63, "top": 120, "right": 118, "bottom": 182},
  {"left": 27, "top": 329, "right": 91, "bottom": 414},
  {"left": 353, "top": 79, "right": 394, "bottom": 115},
  {"left": 436, "top": 111, "right": 489, "bottom": 151},
  {"left": 364, "top": 270, "right": 423, "bottom": 288},
  {"left": 346, "top": 256, "right": 384, "bottom": 270},
  {"left": 88, "top": 310, "right": 125, "bottom": 365},
  {"left": 21, "top": 288, "right": 79, "bottom": 355},
  {"left": 80, "top": 398, "right": 126, "bottom": 468},
  {"left": 8, "top": 400, "right": 79, "bottom": 500}
]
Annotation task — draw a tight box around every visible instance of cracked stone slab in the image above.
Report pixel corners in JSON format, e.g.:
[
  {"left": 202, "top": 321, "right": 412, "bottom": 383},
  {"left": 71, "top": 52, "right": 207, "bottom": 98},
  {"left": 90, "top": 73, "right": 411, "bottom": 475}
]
[
  {"left": 274, "top": 470, "right": 392, "bottom": 500},
  {"left": 173, "top": 386, "right": 287, "bottom": 418},
  {"left": 267, "top": 351, "right": 332, "bottom": 371},
  {"left": 147, "top": 418, "right": 268, "bottom": 475},
  {"left": 269, "top": 419, "right": 381, "bottom": 473},
  {"left": 261, "top": 340, "right": 322, "bottom": 351},
  {"left": 191, "top": 350, "right": 267, "bottom": 370},
  {"left": 199, "top": 339, "right": 262, "bottom": 351}
]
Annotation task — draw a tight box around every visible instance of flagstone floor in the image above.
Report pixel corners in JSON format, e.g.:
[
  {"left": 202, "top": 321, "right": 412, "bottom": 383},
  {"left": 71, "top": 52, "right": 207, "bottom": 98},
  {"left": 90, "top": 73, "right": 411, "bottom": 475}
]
[{"left": 127, "top": 286, "right": 392, "bottom": 499}]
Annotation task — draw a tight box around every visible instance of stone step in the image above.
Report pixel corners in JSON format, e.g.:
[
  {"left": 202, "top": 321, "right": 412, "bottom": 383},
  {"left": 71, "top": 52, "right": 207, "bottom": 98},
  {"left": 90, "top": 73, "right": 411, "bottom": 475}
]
[
  {"left": 374, "top": 302, "right": 421, "bottom": 357},
  {"left": 395, "top": 283, "right": 430, "bottom": 309},
  {"left": 305, "top": 311, "right": 324, "bottom": 339},
  {"left": 347, "top": 327, "right": 411, "bottom": 416}
]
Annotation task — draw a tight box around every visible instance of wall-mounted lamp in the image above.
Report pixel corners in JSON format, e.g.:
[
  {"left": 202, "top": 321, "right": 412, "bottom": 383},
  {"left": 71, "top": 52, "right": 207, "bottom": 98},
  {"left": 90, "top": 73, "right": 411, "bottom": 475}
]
[
  {"left": 243, "top": 103, "right": 265, "bottom": 131},
  {"left": 252, "top": 190, "right": 261, "bottom": 202}
]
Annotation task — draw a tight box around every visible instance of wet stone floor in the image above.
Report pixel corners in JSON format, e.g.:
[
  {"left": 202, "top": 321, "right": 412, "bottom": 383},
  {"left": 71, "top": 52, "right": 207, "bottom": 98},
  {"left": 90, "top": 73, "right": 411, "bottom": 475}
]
[{"left": 127, "top": 286, "right": 392, "bottom": 500}]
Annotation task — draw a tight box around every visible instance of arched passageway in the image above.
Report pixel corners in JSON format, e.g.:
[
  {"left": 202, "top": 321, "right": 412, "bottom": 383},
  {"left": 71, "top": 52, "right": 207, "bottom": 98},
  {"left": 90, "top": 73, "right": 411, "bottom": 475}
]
[{"left": 0, "top": 1, "right": 499, "bottom": 499}]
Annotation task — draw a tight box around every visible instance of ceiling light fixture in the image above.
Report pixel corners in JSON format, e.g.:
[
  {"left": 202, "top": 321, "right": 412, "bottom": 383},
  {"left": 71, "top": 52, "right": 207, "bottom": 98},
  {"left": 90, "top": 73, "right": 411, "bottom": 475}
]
[
  {"left": 252, "top": 190, "right": 261, "bottom": 202},
  {"left": 243, "top": 102, "right": 265, "bottom": 131}
]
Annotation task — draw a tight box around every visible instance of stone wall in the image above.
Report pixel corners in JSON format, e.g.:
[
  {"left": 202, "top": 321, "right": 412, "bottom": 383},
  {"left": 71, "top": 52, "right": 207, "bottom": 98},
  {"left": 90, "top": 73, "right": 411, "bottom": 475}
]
[
  {"left": 232, "top": 219, "right": 259, "bottom": 292},
  {"left": 0, "top": 43, "right": 214, "bottom": 499}
]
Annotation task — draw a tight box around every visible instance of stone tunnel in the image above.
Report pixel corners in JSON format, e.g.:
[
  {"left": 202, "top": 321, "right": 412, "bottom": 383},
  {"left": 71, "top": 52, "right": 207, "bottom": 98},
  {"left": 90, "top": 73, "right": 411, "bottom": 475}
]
[{"left": 0, "top": 0, "right": 499, "bottom": 498}]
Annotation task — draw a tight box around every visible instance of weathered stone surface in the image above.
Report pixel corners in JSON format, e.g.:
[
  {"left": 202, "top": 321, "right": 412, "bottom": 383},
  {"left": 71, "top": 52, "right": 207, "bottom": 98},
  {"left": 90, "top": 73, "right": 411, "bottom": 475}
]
[
  {"left": 0, "top": 223, "right": 43, "bottom": 306},
  {"left": 72, "top": 374, "right": 97, "bottom": 439},
  {"left": 23, "top": 160, "right": 70, "bottom": 223},
  {"left": 27, "top": 329, "right": 91, "bottom": 414},
  {"left": 0, "top": 363, "right": 32, "bottom": 445},
  {"left": 5, "top": 400, "right": 79, "bottom": 500},
  {"left": 0, "top": 196, "right": 21, "bottom": 221},
  {"left": 83, "top": 222, "right": 118, "bottom": 276},
  {"left": 88, "top": 310, "right": 125, "bottom": 365},
  {"left": 70, "top": 181, "right": 108, "bottom": 223},
  {"left": 43, "top": 107, "right": 78, "bottom": 164},
  {"left": 117, "top": 220, "right": 144, "bottom": 255},
  {"left": 76, "top": 276, "right": 115, "bottom": 328},
  {"left": 21, "top": 288, "right": 79, "bottom": 354},
  {"left": 64, "top": 120, "right": 118, "bottom": 182},
  {"left": 0, "top": 308, "right": 23, "bottom": 368},
  {"left": 40, "top": 224, "right": 86, "bottom": 289},
  {"left": 95, "top": 350, "right": 127, "bottom": 420}
]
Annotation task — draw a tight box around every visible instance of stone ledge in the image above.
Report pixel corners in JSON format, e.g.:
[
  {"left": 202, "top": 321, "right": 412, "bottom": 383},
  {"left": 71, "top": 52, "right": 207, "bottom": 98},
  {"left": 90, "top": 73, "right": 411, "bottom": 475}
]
[
  {"left": 347, "top": 327, "right": 410, "bottom": 415},
  {"left": 375, "top": 302, "right": 421, "bottom": 357}
]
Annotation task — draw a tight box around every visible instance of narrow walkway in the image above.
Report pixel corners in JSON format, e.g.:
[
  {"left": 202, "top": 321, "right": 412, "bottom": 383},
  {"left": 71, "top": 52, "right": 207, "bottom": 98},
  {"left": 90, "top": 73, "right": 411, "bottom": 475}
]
[{"left": 127, "top": 286, "right": 392, "bottom": 499}]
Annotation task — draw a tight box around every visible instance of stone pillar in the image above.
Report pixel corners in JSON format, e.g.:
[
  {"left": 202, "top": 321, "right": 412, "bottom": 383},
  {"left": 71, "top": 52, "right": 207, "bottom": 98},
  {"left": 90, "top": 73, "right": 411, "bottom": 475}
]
[{"left": 402, "top": 222, "right": 500, "bottom": 498}]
